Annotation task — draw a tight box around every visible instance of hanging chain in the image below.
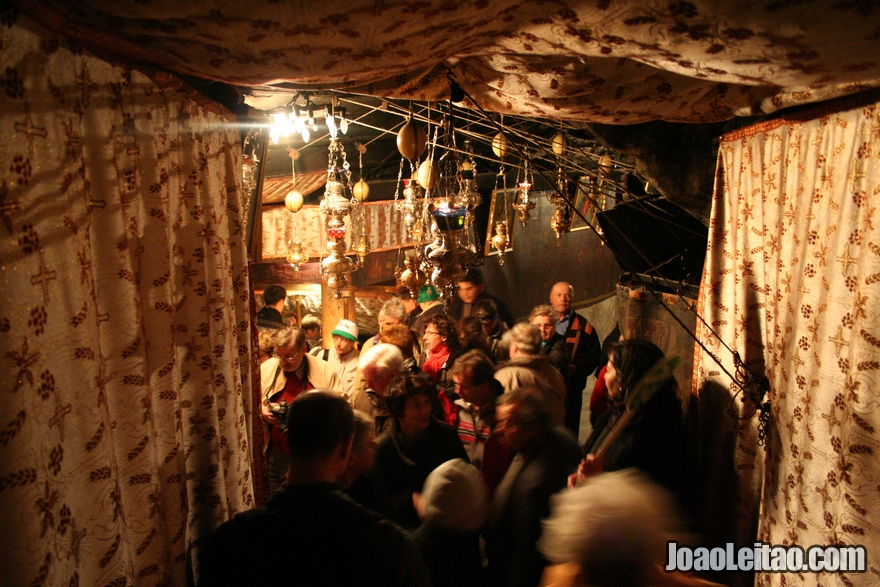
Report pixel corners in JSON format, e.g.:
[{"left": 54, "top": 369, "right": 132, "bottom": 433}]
[{"left": 393, "top": 158, "right": 405, "bottom": 207}]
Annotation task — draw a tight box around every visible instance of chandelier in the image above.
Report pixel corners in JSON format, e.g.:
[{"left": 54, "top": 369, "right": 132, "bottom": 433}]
[{"left": 268, "top": 94, "right": 350, "bottom": 145}]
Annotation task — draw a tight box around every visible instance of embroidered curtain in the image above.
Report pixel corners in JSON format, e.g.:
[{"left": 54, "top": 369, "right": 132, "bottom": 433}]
[
  {"left": 0, "top": 17, "right": 255, "bottom": 587},
  {"left": 695, "top": 97, "right": 880, "bottom": 586},
  {"left": 261, "top": 200, "right": 414, "bottom": 260}
]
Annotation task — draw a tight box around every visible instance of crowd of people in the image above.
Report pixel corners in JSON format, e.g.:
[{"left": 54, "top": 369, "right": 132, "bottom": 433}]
[{"left": 202, "top": 272, "right": 691, "bottom": 587}]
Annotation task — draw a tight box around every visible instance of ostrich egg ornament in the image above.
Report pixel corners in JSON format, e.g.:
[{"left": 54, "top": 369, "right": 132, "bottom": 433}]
[
  {"left": 397, "top": 118, "right": 427, "bottom": 161},
  {"left": 598, "top": 154, "right": 614, "bottom": 175},
  {"left": 417, "top": 159, "right": 436, "bottom": 190},
  {"left": 552, "top": 132, "right": 567, "bottom": 155},
  {"left": 353, "top": 179, "right": 370, "bottom": 202},
  {"left": 492, "top": 133, "right": 509, "bottom": 158},
  {"left": 285, "top": 189, "right": 304, "bottom": 213}
]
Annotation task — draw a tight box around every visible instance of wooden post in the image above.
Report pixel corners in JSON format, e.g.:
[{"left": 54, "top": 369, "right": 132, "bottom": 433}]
[{"left": 320, "top": 284, "right": 355, "bottom": 349}]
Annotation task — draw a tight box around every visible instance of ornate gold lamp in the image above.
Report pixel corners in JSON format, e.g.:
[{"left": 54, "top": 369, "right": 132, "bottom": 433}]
[
  {"left": 286, "top": 242, "right": 308, "bottom": 270},
  {"left": 512, "top": 157, "right": 535, "bottom": 227},
  {"left": 319, "top": 167, "right": 359, "bottom": 297},
  {"left": 490, "top": 221, "right": 510, "bottom": 255},
  {"left": 398, "top": 252, "right": 427, "bottom": 297},
  {"left": 455, "top": 140, "right": 481, "bottom": 214},
  {"left": 424, "top": 205, "right": 477, "bottom": 299},
  {"left": 548, "top": 165, "right": 572, "bottom": 240}
]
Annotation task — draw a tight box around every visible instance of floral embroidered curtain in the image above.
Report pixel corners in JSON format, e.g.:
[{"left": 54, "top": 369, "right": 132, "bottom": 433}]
[
  {"left": 0, "top": 17, "right": 256, "bottom": 587},
  {"left": 695, "top": 96, "right": 880, "bottom": 586}
]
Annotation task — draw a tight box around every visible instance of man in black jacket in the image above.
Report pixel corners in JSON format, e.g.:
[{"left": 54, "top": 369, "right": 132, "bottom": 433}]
[
  {"left": 447, "top": 269, "right": 514, "bottom": 328},
  {"left": 255, "top": 284, "right": 287, "bottom": 330},
  {"left": 550, "top": 282, "right": 601, "bottom": 438},
  {"left": 201, "top": 391, "right": 430, "bottom": 587}
]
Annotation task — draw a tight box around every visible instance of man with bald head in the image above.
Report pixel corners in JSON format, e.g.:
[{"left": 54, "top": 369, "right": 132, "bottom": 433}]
[{"left": 550, "top": 282, "right": 601, "bottom": 438}]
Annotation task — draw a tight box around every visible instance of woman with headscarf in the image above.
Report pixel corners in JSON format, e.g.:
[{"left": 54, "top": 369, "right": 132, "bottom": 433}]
[{"left": 569, "top": 339, "right": 686, "bottom": 502}]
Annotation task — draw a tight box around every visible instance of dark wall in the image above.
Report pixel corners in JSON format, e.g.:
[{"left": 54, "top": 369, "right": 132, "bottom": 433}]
[{"left": 478, "top": 194, "right": 620, "bottom": 322}]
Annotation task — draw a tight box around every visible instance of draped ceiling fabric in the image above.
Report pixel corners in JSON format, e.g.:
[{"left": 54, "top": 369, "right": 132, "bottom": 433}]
[
  {"left": 260, "top": 172, "right": 327, "bottom": 205},
  {"left": 695, "top": 96, "right": 880, "bottom": 586},
  {"left": 14, "top": 0, "right": 880, "bottom": 125},
  {"left": 0, "top": 17, "right": 255, "bottom": 587}
]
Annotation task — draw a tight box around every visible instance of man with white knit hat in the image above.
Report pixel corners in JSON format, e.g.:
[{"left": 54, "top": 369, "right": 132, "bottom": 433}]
[
  {"left": 310, "top": 318, "right": 360, "bottom": 399},
  {"left": 411, "top": 459, "right": 489, "bottom": 587}
]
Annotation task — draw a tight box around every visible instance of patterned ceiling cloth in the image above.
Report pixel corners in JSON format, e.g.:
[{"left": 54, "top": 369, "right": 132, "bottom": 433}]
[
  {"left": 694, "top": 95, "right": 880, "bottom": 587},
  {"left": 14, "top": 0, "right": 880, "bottom": 124}
]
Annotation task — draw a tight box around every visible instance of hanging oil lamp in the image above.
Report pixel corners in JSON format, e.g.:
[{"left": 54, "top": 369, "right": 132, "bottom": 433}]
[
  {"left": 424, "top": 204, "right": 477, "bottom": 299},
  {"left": 455, "top": 139, "right": 481, "bottom": 213},
  {"left": 550, "top": 206, "right": 572, "bottom": 241},
  {"left": 547, "top": 164, "right": 572, "bottom": 239},
  {"left": 319, "top": 139, "right": 360, "bottom": 297},
  {"left": 286, "top": 242, "right": 308, "bottom": 270},
  {"left": 398, "top": 252, "right": 427, "bottom": 297},
  {"left": 490, "top": 221, "right": 510, "bottom": 255},
  {"left": 512, "top": 157, "right": 535, "bottom": 227}
]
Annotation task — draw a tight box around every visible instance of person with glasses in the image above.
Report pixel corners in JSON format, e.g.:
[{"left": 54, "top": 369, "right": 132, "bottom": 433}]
[
  {"left": 419, "top": 314, "right": 461, "bottom": 392},
  {"left": 528, "top": 304, "right": 568, "bottom": 375},
  {"left": 411, "top": 284, "right": 447, "bottom": 338},
  {"left": 260, "top": 326, "right": 342, "bottom": 492}
]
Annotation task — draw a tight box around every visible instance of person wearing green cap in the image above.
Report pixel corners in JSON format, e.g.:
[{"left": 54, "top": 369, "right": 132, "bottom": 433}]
[
  {"left": 412, "top": 284, "right": 446, "bottom": 339},
  {"left": 310, "top": 318, "right": 360, "bottom": 399}
]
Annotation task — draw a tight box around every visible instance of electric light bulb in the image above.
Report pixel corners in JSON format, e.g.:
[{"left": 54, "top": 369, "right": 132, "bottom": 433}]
[
  {"left": 340, "top": 117, "right": 349, "bottom": 134},
  {"left": 301, "top": 127, "right": 310, "bottom": 143},
  {"left": 327, "top": 116, "right": 337, "bottom": 139}
]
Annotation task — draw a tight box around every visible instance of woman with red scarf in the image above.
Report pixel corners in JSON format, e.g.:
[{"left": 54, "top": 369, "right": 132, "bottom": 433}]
[
  {"left": 419, "top": 314, "right": 460, "bottom": 388},
  {"left": 419, "top": 314, "right": 462, "bottom": 423}
]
